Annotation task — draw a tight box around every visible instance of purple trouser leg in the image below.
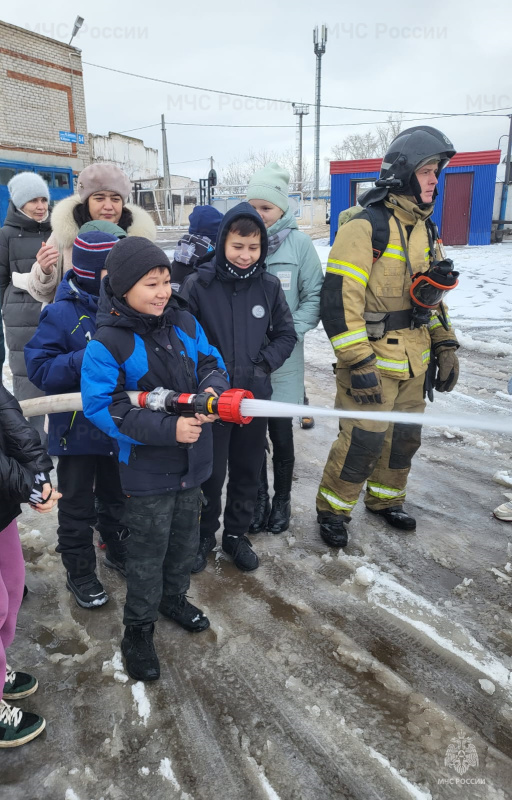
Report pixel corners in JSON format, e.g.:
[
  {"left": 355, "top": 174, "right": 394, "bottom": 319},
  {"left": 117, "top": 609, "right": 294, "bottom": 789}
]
[{"left": 0, "top": 520, "right": 25, "bottom": 701}]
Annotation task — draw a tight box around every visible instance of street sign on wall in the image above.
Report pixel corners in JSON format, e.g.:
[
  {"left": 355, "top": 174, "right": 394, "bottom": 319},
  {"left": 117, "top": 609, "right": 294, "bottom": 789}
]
[{"left": 59, "top": 131, "right": 84, "bottom": 145}]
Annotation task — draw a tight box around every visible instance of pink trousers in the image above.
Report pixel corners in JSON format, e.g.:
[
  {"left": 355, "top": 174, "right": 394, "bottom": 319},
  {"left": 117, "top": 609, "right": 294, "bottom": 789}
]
[{"left": 0, "top": 520, "right": 25, "bottom": 701}]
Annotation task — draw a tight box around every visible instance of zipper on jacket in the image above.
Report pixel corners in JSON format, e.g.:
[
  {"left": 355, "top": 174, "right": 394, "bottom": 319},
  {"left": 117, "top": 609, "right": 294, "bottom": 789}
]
[
  {"left": 180, "top": 350, "right": 192, "bottom": 379},
  {"left": 59, "top": 411, "right": 77, "bottom": 451}
]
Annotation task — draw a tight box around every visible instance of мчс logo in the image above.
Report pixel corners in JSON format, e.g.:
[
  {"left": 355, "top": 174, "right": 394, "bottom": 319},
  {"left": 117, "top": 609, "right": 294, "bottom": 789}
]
[{"left": 444, "top": 732, "right": 479, "bottom": 775}]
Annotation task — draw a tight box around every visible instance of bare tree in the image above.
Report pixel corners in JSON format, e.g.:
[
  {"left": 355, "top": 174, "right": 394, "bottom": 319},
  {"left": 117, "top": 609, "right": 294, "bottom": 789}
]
[
  {"left": 220, "top": 149, "right": 314, "bottom": 193},
  {"left": 330, "top": 115, "right": 403, "bottom": 161}
]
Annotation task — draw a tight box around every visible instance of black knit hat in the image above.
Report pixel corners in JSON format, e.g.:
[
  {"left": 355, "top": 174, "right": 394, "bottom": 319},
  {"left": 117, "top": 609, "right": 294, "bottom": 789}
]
[{"left": 105, "top": 236, "right": 171, "bottom": 298}]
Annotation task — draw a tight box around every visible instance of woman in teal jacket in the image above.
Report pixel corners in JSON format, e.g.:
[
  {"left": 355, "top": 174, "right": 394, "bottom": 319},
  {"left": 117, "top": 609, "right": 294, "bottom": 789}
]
[{"left": 247, "top": 163, "right": 323, "bottom": 533}]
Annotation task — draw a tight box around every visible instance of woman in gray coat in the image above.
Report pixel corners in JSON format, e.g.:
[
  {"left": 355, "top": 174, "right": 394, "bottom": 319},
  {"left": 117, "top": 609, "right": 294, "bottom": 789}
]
[{"left": 0, "top": 173, "right": 51, "bottom": 442}]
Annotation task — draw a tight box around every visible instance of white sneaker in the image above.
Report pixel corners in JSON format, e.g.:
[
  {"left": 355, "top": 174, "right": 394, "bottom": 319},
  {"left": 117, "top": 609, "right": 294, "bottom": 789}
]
[{"left": 493, "top": 500, "right": 512, "bottom": 521}]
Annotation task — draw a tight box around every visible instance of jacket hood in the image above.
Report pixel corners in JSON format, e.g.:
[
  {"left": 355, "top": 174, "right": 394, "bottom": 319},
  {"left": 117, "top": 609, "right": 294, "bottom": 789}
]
[
  {"left": 55, "top": 269, "right": 100, "bottom": 311},
  {"left": 96, "top": 275, "right": 187, "bottom": 334},
  {"left": 214, "top": 202, "right": 268, "bottom": 280},
  {"left": 49, "top": 194, "right": 157, "bottom": 249},
  {"left": 3, "top": 201, "right": 52, "bottom": 234}
]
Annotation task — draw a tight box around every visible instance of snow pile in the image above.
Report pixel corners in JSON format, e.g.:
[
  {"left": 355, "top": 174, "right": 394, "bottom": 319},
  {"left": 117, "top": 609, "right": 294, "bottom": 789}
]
[
  {"left": 478, "top": 679, "right": 496, "bottom": 695},
  {"left": 159, "top": 758, "right": 180, "bottom": 790},
  {"left": 354, "top": 566, "right": 375, "bottom": 587},
  {"left": 102, "top": 650, "right": 128, "bottom": 683},
  {"left": 493, "top": 471, "right": 512, "bottom": 488},
  {"left": 132, "top": 682, "right": 151, "bottom": 726}
]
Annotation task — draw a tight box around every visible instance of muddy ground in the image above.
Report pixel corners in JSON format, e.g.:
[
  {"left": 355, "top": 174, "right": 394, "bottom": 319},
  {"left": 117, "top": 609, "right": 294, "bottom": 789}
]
[{"left": 2, "top": 265, "right": 512, "bottom": 800}]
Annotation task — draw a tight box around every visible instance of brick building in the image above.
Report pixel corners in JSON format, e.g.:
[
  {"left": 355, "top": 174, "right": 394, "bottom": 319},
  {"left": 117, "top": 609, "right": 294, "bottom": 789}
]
[{"left": 0, "top": 20, "right": 89, "bottom": 221}]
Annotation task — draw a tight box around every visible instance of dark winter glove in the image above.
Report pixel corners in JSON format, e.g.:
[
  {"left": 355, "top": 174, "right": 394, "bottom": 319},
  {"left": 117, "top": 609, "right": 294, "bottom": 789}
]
[
  {"left": 349, "top": 354, "right": 383, "bottom": 404},
  {"left": 434, "top": 344, "right": 459, "bottom": 392},
  {"left": 29, "top": 471, "right": 52, "bottom": 506}
]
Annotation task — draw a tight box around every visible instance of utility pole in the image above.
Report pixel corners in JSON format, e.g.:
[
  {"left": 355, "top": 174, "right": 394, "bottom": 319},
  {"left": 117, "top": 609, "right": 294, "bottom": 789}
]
[
  {"left": 292, "top": 103, "right": 310, "bottom": 193},
  {"left": 313, "top": 24, "right": 327, "bottom": 200},
  {"left": 161, "top": 114, "right": 172, "bottom": 223},
  {"left": 498, "top": 114, "right": 512, "bottom": 236}
]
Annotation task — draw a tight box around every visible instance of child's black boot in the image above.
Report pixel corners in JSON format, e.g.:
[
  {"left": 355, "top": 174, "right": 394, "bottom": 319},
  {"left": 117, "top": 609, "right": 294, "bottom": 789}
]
[
  {"left": 121, "top": 623, "right": 160, "bottom": 681},
  {"left": 104, "top": 528, "right": 130, "bottom": 576},
  {"left": 159, "top": 594, "right": 210, "bottom": 632}
]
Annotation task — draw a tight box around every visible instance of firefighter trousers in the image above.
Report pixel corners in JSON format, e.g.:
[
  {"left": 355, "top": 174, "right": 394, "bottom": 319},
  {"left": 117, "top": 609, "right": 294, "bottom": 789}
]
[{"left": 316, "top": 368, "right": 425, "bottom": 518}]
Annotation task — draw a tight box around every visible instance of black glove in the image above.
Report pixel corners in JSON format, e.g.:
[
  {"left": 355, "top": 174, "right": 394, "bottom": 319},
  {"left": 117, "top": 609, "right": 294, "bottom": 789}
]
[
  {"left": 434, "top": 344, "right": 459, "bottom": 392},
  {"left": 349, "top": 354, "right": 383, "bottom": 404},
  {"left": 29, "top": 471, "right": 52, "bottom": 506}
]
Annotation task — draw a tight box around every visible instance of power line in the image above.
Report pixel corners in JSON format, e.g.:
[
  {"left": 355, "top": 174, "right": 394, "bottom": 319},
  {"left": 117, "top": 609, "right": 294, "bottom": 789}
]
[
  {"left": 83, "top": 61, "right": 511, "bottom": 119},
  {"left": 168, "top": 157, "right": 211, "bottom": 165},
  {"left": 118, "top": 111, "right": 512, "bottom": 134}
]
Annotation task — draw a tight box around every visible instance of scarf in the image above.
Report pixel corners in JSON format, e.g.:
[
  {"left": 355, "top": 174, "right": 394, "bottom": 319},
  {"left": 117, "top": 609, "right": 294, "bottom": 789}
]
[{"left": 267, "top": 227, "right": 292, "bottom": 255}]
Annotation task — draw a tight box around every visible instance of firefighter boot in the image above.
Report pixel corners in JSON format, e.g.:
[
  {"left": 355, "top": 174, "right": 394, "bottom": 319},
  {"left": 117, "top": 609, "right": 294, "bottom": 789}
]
[
  {"left": 368, "top": 506, "right": 416, "bottom": 531},
  {"left": 317, "top": 512, "right": 349, "bottom": 548},
  {"left": 267, "top": 458, "right": 294, "bottom": 534}
]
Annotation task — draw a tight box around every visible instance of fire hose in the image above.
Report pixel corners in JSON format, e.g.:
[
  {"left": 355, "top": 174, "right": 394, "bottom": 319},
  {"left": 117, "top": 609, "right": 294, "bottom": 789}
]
[{"left": 18, "top": 388, "right": 512, "bottom": 436}]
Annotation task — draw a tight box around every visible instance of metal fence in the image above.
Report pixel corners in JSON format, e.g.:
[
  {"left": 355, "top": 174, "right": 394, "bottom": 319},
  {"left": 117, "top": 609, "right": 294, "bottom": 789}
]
[{"left": 132, "top": 183, "right": 321, "bottom": 231}]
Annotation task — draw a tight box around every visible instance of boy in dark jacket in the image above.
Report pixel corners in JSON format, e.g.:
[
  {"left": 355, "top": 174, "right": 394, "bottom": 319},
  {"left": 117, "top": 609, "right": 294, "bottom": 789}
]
[
  {"left": 170, "top": 205, "right": 223, "bottom": 291},
  {"left": 25, "top": 230, "right": 127, "bottom": 610},
  {"left": 179, "top": 202, "right": 297, "bottom": 573},
  {"left": 81, "top": 237, "right": 229, "bottom": 681},
  {"left": 0, "top": 384, "right": 60, "bottom": 747}
]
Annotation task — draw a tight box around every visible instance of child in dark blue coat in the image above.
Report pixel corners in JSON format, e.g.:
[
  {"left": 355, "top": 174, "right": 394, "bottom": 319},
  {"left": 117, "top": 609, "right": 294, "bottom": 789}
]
[
  {"left": 179, "top": 203, "right": 297, "bottom": 573},
  {"left": 24, "top": 230, "right": 127, "bottom": 609},
  {"left": 81, "top": 237, "right": 229, "bottom": 681}
]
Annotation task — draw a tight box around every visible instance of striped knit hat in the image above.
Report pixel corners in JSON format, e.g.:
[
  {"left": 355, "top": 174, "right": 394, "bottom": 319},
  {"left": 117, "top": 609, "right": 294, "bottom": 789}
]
[{"left": 72, "top": 230, "right": 119, "bottom": 296}]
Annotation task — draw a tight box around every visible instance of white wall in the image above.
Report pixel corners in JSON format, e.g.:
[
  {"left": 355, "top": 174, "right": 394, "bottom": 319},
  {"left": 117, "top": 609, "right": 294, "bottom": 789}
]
[{"left": 89, "top": 132, "right": 158, "bottom": 181}]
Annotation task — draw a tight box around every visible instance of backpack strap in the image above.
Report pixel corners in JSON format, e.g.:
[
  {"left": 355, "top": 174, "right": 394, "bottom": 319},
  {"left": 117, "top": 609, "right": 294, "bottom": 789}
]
[{"left": 351, "top": 203, "right": 392, "bottom": 263}]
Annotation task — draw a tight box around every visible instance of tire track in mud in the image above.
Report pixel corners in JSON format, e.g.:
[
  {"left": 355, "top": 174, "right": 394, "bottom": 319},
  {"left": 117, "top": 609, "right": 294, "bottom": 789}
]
[{"left": 187, "top": 559, "right": 510, "bottom": 798}]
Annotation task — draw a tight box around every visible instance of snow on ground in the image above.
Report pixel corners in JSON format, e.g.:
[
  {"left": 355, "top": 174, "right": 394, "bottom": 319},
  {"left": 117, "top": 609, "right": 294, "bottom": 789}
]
[{"left": 3, "top": 242, "right": 512, "bottom": 798}]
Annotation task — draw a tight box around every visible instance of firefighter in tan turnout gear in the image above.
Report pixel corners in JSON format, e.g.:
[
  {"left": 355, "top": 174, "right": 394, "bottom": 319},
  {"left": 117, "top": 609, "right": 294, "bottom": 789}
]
[{"left": 317, "top": 126, "right": 460, "bottom": 548}]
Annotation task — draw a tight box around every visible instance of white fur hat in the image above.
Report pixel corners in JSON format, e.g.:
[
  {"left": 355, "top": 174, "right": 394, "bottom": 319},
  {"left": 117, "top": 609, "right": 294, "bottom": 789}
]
[{"left": 8, "top": 172, "right": 50, "bottom": 209}]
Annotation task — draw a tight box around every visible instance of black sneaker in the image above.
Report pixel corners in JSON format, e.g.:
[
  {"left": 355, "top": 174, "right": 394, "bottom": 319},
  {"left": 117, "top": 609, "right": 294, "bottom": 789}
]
[
  {"left": 3, "top": 666, "right": 38, "bottom": 701},
  {"left": 159, "top": 594, "right": 210, "bottom": 632},
  {"left": 191, "top": 534, "right": 217, "bottom": 574},
  {"left": 121, "top": 623, "right": 160, "bottom": 682},
  {"left": 317, "top": 512, "right": 349, "bottom": 548},
  {"left": 66, "top": 572, "right": 109, "bottom": 609},
  {"left": 222, "top": 534, "right": 259, "bottom": 571},
  {"left": 367, "top": 505, "right": 416, "bottom": 531},
  {"left": 0, "top": 700, "right": 45, "bottom": 748},
  {"left": 104, "top": 528, "right": 130, "bottom": 576}
]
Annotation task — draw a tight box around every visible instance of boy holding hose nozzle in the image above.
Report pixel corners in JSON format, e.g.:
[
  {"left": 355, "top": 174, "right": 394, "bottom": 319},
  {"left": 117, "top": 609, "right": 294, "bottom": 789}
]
[{"left": 81, "top": 237, "right": 229, "bottom": 682}]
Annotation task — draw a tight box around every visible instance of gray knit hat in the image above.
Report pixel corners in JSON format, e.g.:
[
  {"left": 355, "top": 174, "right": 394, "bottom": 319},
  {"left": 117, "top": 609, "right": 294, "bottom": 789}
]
[{"left": 8, "top": 172, "right": 50, "bottom": 210}]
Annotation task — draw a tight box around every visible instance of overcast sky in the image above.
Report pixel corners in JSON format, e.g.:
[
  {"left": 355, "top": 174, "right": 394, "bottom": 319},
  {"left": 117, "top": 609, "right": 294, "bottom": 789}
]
[{"left": 3, "top": 0, "right": 512, "bottom": 183}]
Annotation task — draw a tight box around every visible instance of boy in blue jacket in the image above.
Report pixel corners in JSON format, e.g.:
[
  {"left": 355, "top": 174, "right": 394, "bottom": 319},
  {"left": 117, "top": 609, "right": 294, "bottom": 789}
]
[
  {"left": 25, "top": 230, "right": 127, "bottom": 610},
  {"left": 81, "top": 237, "right": 229, "bottom": 681}
]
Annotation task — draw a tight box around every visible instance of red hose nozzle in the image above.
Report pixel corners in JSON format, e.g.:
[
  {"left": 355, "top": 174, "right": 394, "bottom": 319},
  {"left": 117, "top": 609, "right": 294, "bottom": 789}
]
[{"left": 216, "top": 388, "right": 254, "bottom": 424}]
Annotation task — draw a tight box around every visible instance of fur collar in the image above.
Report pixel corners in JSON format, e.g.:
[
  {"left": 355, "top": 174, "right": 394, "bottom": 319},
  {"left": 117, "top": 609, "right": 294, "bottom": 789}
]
[{"left": 50, "top": 194, "right": 157, "bottom": 248}]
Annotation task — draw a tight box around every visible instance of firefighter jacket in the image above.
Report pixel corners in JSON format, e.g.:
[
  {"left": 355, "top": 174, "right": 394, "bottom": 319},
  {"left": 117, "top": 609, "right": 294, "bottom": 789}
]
[{"left": 321, "top": 193, "right": 458, "bottom": 380}]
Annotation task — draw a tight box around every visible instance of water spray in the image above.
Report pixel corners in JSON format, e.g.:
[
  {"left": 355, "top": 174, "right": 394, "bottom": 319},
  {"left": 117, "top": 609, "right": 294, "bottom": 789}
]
[{"left": 19, "top": 388, "right": 512, "bottom": 436}]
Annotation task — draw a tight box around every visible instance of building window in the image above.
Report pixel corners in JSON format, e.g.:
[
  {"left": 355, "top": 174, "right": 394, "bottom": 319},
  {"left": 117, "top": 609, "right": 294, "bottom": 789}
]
[
  {"left": 350, "top": 180, "right": 374, "bottom": 206},
  {"left": 0, "top": 167, "right": 17, "bottom": 185},
  {"left": 54, "top": 173, "right": 70, "bottom": 189},
  {"left": 37, "top": 170, "right": 54, "bottom": 187}
]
